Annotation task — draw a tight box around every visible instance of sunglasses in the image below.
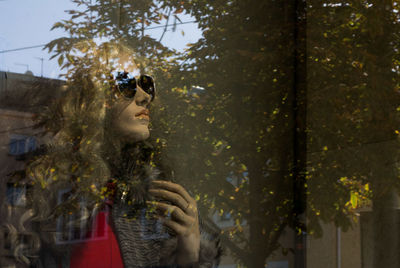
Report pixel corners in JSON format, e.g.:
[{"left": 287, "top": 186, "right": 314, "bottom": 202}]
[{"left": 114, "top": 71, "right": 156, "bottom": 101}]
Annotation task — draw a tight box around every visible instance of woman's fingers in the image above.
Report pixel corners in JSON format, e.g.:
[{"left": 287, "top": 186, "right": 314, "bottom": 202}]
[
  {"left": 147, "top": 182, "right": 201, "bottom": 261},
  {"left": 148, "top": 188, "right": 189, "bottom": 213},
  {"left": 158, "top": 216, "right": 186, "bottom": 236},
  {"left": 149, "top": 180, "right": 198, "bottom": 216},
  {"left": 147, "top": 181, "right": 200, "bottom": 238},
  {"left": 146, "top": 201, "right": 194, "bottom": 228}
]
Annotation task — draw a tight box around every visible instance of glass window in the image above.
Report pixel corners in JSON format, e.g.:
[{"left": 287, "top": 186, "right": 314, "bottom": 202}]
[
  {"left": 1, "top": 1, "right": 400, "bottom": 267},
  {"left": 8, "top": 135, "right": 36, "bottom": 156},
  {"left": 55, "top": 189, "right": 109, "bottom": 244},
  {"left": 6, "top": 183, "right": 27, "bottom": 207}
]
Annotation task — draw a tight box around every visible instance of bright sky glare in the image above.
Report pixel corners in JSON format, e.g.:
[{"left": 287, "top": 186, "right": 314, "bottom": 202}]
[{"left": 0, "top": 0, "right": 202, "bottom": 79}]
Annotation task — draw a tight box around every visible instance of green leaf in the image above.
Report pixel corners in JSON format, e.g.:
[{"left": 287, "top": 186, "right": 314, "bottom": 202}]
[
  {"left": 51, "top": 22, "right": 64, "bottom": 31},
  {"left": 58, "top": 55, "right": 64, "bottom": 67}
]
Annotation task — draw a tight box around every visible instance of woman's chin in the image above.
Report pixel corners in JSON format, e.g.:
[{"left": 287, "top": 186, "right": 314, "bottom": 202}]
[
  {"left": 137, "top": 131, "right": 150, "bottom": 142},
  {"left": 123, "top": 129, "right": 150, "bottom": 143}
]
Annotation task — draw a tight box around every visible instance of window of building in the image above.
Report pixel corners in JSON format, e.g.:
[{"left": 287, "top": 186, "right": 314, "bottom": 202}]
[
  {"left": 3, "top": 231, "right": 32, "bottom": 252},
  {"left": 8, "top": 135, "right": 37, "bottom": 156},
  {"left": 55, "top": 189, "right": 109, "bottom": 244},
  {"left": 6, "top": 183, "right": 27, "bottom": 207},
  {"left": 139, "top": 208, "right": 171, "bottom": 240}
]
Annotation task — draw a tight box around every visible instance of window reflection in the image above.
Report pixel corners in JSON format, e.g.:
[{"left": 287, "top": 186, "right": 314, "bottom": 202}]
[{"left": 0, "top": 0, "right": 400, "bottom": 268}]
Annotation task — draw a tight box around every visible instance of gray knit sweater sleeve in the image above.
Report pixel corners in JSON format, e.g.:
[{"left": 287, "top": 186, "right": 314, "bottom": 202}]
[{"left": 111, "top": 203, "right": 222, "bottom": 268}]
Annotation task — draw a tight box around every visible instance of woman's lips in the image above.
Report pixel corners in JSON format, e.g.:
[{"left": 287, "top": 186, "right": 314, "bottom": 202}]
[
  {"left": 135, "top": 109, "right": 150, "bottom": 120},
  {"left": 135, "top": 114, "right": 150, "bottom": 120}
]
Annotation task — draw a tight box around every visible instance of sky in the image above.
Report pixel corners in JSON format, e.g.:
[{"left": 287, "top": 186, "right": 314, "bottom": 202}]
[{"left": 0, "top": 0, "right": 202, "bottom": 79}]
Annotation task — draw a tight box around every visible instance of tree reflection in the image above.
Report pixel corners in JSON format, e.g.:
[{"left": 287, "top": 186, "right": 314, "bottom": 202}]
[{"left": 6, "top": 0, "right": 400, "bottom": 267}]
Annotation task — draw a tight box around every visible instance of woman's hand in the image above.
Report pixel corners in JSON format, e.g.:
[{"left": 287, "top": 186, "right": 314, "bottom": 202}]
[{"left": 147, "top": 180, "right": 200, "bottom": 265}]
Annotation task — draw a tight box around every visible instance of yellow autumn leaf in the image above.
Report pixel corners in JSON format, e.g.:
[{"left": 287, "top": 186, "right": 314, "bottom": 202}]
[
  {"left": 215, "top": 141, "right": 223, "bottom": 147},
  {"left": 365, "top": 183, "right": 369, "bottom": 191},
  {"left": 350, "top": 192, "right": 358, "bottom": 209}
]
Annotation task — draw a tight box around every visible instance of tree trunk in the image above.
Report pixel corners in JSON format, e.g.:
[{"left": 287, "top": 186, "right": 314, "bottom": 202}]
[
  {"left": 367, "top": 1, "right": 399, "bottom": 267},
  {"left": 373, "top": 189, "right": 399, "bottom": 268},
  {"left": 247, "top": 165, "right": 268, "bottom": 267}
]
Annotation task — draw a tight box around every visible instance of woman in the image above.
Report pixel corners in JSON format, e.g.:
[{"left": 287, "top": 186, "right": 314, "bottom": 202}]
[
  {"left": 5, "top": 54, "right": 221, "bottom": 267},
  {"left": 68, "top": 71, "right": 221, "bottom": 268}
]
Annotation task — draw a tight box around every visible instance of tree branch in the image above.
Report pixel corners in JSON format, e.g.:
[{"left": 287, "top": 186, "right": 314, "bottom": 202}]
[{"left": 159, "top": 8, "right": 172, "bottom": 43}]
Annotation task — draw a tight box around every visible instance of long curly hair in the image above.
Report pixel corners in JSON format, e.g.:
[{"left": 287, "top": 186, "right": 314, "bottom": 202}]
[{"left": 3, "top": 41, "right": 167, "bottom": 266}]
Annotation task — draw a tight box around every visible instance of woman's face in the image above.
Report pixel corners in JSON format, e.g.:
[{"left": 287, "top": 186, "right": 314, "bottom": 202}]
[{"left": 111, "top": 85, "right": 152, "bottom": 143}]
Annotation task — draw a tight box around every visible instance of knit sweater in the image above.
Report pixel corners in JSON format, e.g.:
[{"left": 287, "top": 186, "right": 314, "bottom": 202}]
[
  {"left": 111, "top": 200, "right": 222, "bottom": 268},
  {"left": 68, "top": 161, "right": 222, "bottom": 268},
  {"left": 105, "top": 149, "right": 222, "bottom": 267}
]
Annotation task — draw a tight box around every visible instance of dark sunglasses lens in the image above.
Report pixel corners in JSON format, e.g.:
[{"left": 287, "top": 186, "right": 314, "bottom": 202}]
[
  {"left": 116, "top": 72, "right": 137, "bottom": 99},
  {"left": 120, "top": 78, "right": 137, "bottom": 98},
  {"left": 139, "top": 75, "right": 155, "bottom": 100}
]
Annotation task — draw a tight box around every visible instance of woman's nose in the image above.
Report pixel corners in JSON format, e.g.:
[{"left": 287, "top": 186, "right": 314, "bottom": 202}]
[{"left": 135, "top": 86, "right": 151, "bottom": 107}]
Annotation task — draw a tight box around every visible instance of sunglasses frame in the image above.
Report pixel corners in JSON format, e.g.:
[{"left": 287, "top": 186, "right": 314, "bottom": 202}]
[{"left": 114, "top": 72, "right": 156, "bottom": 101}]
